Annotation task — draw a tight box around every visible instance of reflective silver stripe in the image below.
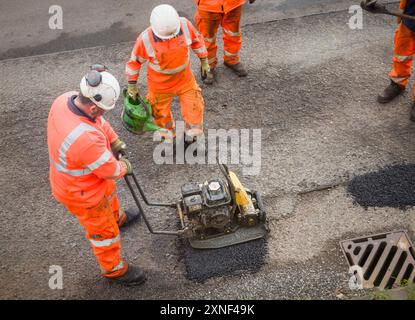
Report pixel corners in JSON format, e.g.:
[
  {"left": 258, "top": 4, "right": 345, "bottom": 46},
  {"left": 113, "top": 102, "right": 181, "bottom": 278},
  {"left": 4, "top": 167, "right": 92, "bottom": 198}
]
[
  {"left": 126, "top": 65, "right": 139, "bottom": 76},
  {"left": 112, "top": 162, "right": 121, "bottom": 178},
  {"left": 180, "top": 17, "right": 192, "bottom": 46},
  {"left": 390, "top": 76, "right": 407, "bottom": 83},
  {"left": 59, "top": 123, "right": 98, "bottom": 167},
  {"left": 131, "top": 52, "right": 146, "bottom": 63},
  {"left": 208, "top": 57, "right": 217, "bottom": 64},
  {"left": 86, "top": 149, "right": 112, "bottom": 171},
  {"left": 193, "top": 47, "right": 207, "bottom": 54},
  {"left": 141, "top": 29, "right": 159, "bottom": 65},
  {"left": 204, "top": 37, "right": 215, "bottom": 43},
  {"left": 223, "top": 28, "right": 241, "bottom": 37},
  {"left": 394, "top": 53, "right": 414, "bottom": 62},
  {"left": 107, "top": 190, "right": 116, "bottom": 201},
  {"left": 54, "top": 162, "right": 91, "bottom": 176},
  {"left": 89, "top": 235, "right": 120, "bottom": 248},
  {"left": 148, "top": 59, "right": 189, "bottom": 75},
  {"left": 224, "top": 50, "right": 239, "bottom": 57},
  {"left": 110, "top": 261, "right": 124, "bottom": 272}
]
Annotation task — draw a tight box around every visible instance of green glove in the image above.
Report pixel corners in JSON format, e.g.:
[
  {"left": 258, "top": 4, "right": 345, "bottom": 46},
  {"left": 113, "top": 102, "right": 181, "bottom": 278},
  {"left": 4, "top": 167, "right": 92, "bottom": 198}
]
[
  {"left": 200, "top": 58, "right": 210, "bottom": 80},
  {"left": 120, "top": 157, "right": 133, "bottom": 175},
  {"left": 127, "top": 82, "right": 139, "bottom": 101},
  {"left": 111, "top": 138, "right": 127, "bottom": 158}
]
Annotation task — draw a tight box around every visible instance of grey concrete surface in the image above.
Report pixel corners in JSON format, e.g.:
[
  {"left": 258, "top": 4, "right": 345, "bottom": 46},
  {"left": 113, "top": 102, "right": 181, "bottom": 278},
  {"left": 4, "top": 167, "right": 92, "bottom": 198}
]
[
  {"left": 1, "top": 2, "right": 415, "bottom": 299},
  {"left": 0, "top": 0, "right": 398, "bottom": 60}
]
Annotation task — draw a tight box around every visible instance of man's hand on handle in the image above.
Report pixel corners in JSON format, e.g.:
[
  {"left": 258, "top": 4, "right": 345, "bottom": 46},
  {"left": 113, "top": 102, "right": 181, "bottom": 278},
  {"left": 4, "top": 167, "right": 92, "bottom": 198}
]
[
  {"left": 111, "top": 138, "right": 128, "bottom": 159},
  {"left": 127, "top": 82, "right": 140, "bottom": 101},
  {"left": 120, "top": 157, "right": 133, "bottom": 176}
]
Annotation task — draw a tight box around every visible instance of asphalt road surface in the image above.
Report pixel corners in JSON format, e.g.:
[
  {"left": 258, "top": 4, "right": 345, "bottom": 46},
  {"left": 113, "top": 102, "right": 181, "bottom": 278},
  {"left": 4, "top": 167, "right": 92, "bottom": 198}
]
[
  {"left": 0, "top": 0, "right": 392, "bottom": 59},
  {"left": 1, "top": 0, "right": 414, "bottom": 300}
]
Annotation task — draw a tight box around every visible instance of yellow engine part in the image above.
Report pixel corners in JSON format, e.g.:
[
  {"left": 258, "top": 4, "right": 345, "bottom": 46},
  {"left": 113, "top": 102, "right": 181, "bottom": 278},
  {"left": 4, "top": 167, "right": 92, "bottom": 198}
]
[{"left": 228, "top": 171, "right": 256, "bottom": 217}]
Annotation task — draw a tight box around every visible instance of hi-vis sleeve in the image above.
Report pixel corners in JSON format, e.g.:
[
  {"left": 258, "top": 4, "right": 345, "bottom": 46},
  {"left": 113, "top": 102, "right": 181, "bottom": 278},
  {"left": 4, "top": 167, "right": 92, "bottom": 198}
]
[
  {"left": 186, "top": 19, "right": 208, "bottom": 59},
  {"left": 125, "top": 35, "right": 149, "bottom": 82},
  {"left": 79, "top": 132, "right": 126, "bottom": 180}
]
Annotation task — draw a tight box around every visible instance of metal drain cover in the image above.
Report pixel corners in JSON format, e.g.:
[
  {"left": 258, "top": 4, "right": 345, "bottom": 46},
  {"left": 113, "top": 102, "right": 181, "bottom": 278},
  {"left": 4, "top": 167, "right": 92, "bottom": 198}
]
[{"left": 340, "top": 230, "right": 415, "bottom": 290}]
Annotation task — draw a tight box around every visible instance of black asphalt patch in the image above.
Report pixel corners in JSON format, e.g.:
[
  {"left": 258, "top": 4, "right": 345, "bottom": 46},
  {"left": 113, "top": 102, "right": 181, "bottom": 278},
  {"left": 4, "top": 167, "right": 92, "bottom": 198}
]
[
  {"left": 181, "top": 238, "right": 267, "bottom": 282},
  {"left": 347, "top": 164, "right": 415, "bottom": 209},
  {"left": 0, "top": 21, "right": 137, "bottom": 60}
]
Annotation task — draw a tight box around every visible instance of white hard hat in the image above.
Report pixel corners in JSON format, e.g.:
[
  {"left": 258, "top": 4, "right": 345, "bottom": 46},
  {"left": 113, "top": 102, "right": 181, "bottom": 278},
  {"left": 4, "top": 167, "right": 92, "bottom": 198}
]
[
  {"left": 80, "top": 69, "right": 120, "bottom": 110},
  {"left": 150, "top": 4, "right": 180, "bottom": 40}
]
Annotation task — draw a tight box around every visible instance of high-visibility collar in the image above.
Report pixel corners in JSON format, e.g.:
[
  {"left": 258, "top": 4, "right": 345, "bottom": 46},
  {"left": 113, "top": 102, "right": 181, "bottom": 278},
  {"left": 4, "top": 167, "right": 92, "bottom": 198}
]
[
  {"left": 142, "top": 18, "right": 192, "bottom": 75},
  {"left": 152, "top": 29, "right": 183, "bottom": 43},
  {"left": 67, "top": 94, "right": 96, "bottom": 123}
]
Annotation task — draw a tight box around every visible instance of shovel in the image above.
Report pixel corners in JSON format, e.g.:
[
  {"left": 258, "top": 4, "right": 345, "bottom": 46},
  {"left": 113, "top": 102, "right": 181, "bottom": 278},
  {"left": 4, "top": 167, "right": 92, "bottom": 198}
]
[{"left": 360, "top": 0, "right": 415, "bottom": 21}]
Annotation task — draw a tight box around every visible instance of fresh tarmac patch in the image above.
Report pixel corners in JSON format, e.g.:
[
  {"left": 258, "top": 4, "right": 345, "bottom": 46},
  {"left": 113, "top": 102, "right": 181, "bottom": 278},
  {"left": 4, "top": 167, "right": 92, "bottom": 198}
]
[
  {"left": 348, "top": 164, "right": 415, "bottom": 210},
  {"left": 181, "top": 238, "right": 267, "bottom": 282}
]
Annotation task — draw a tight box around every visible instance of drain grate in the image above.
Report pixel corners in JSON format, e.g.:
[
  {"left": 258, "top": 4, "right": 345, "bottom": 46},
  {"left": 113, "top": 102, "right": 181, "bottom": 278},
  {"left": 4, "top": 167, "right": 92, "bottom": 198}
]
[{"left": 340, "top": 230, "right": 415, "bottom": 290}]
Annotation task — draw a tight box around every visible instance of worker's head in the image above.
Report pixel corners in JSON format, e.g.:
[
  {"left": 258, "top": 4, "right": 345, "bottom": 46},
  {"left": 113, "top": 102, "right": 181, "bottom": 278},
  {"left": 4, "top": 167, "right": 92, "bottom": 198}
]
[
  {"left": 150, "top": 4, "right": 180, "bottom": 40},
  {"left": 79, "top": 65, "right": 121, "bottom": 114}
]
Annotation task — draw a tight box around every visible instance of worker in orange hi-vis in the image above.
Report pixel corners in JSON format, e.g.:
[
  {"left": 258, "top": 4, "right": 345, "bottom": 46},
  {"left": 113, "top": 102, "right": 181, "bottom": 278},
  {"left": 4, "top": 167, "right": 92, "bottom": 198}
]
[
  {"left": 47, "top": 65, "right": 146, "bottom": 286},
  {"left": 378, "top": 0, "right": 415, "bottom": 121},
  {"left": 194, "top": 0, "right": 256, "bottom": 84},
  {"left": 125, "top": 4, "right": 209, "bottom": 146}
]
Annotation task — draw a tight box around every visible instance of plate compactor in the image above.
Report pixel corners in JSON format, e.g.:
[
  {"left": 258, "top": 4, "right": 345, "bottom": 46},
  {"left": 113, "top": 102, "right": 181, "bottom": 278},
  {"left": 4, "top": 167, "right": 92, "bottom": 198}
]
[{"left": 124, "top": 161, "right": 269, "bottom": 249}]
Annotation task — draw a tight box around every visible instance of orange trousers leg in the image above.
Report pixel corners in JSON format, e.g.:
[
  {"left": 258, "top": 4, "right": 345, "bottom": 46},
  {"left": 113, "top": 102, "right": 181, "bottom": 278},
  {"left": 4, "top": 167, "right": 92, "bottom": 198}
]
[
  {"left": 222, "top": 5, "right": 243, "bottom": 65},
  {"left": 195, "top": 10, "right": 222, "bottom": 69},
  {"left": 195, "top": 6, "right": 243, "bottom": 68},
  {"left": 179, "top": 81, "right": 205, "bottom": 138},
  {"left": 389, "top": 23, "right": 415, "bottom": 92},
  {"left": 65, "top": 190, "right": 128, "bottom": 278},
  {"left": 147, "top": 78, "right": 204, "bottom": 139},
  {"left": 146, "top": 91, "right": 175, "bottom": 140}
]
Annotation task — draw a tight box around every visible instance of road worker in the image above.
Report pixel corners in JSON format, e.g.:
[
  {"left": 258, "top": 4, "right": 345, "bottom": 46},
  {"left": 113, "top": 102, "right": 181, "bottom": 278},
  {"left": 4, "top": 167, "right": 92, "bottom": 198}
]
[
  {"left": 125, "top": 4, "right": 209, "bottom": 146},
  {"left": 194, "top": 0, "right": 256, "bottom": 84},
  {"left": 377, "top": 0, "right": 415, "bottom": 121},
  {"left": 47, "top": 65, "right": 145, "bottom": 286}
]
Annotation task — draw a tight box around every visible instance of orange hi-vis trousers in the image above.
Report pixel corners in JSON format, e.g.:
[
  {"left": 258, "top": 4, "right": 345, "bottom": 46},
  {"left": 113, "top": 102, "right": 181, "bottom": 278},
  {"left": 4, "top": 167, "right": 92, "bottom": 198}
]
[
  {"left": 194, "top": 5, "right": 243, "bottom": 69},
  {"left": 146, "top": 77, "right": 205, "bottom": 140},
  {"left": 389, "top": 22, "right": 415, "bottom": 93},
  {"left": 65, "top": 188, "right": 128, "bottom": 278}
]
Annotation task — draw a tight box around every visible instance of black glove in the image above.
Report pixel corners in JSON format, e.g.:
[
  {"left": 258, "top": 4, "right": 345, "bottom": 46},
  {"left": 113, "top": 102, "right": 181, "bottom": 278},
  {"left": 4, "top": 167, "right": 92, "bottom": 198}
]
[{"left": 249, "top": 0, "right": 256, "bottom": 3}]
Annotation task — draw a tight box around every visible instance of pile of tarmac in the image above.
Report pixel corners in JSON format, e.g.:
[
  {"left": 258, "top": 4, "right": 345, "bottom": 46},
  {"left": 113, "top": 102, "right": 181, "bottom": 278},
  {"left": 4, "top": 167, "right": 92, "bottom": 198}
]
[
  {"left": 347, "top": 164, "right": 415, "bottom": 209},
  {"left": 180, "top": 238, "right": 267, "bottom": 282}
]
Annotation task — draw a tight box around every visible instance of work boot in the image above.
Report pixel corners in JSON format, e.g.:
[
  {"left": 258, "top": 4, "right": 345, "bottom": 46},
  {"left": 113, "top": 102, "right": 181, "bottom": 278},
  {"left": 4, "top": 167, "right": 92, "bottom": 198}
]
[
  {"left": 119, "top": 209, "right": 141, "bottom": 230},
  {"left": 202, "top": 69, "right": 215, "bottom": 85},
  {"left": 377, "top": 80, "right": 405, "bottom": 103},
  {"left": 224, "top": 62, "right": 248, "bottom": 77},
  {"left": 109, "top": 265, "right": 146, "bottom": 286},
  {"left": 410, "top": 101, "right": 415, "bottom": 122}
]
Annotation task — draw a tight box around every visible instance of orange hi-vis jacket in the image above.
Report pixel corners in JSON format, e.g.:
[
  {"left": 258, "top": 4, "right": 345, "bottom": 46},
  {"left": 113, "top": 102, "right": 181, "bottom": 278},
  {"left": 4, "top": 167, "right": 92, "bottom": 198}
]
[
  {"left": 125, "top": 17, "right": 208, "bottom": 93},
  {"left": 195, "top": 0, "right": 246, "bottom": 13},
  {"left": 48, "top": 92, "right": 127, "bottom": 208}
]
